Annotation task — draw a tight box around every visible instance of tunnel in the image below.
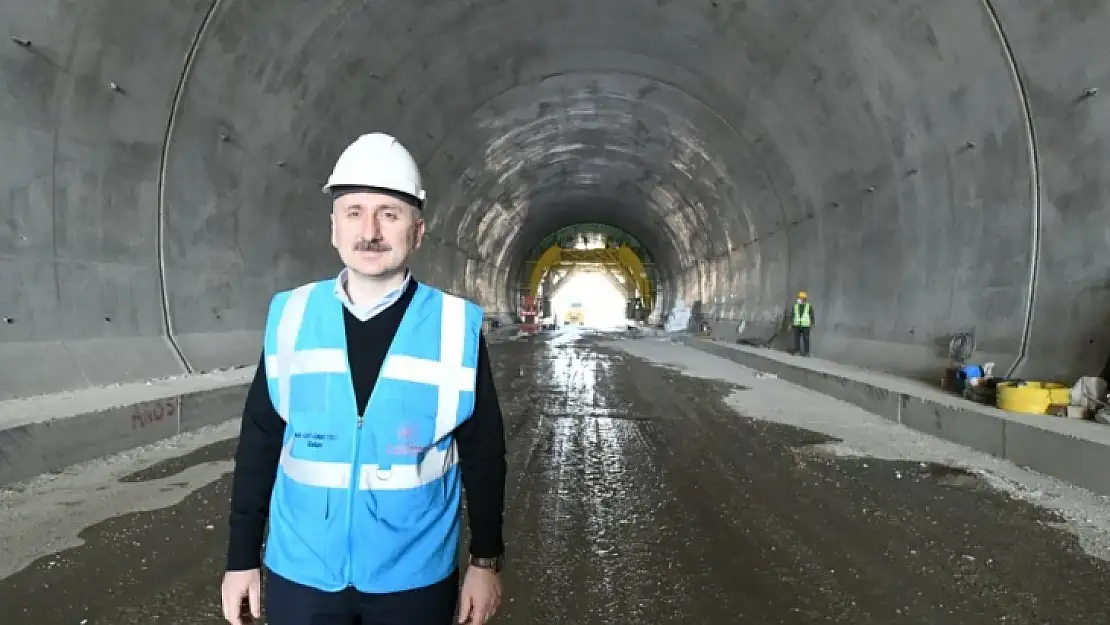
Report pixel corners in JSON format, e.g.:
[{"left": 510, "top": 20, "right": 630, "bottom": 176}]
[{"left": 2, "top": 0, "right": 1109, "bottom": 403}]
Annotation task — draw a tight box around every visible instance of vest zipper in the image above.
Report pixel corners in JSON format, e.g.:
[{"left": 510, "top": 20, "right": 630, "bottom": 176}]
[{"left": 346, "top": 413, "right": 365, "bottom": 586}]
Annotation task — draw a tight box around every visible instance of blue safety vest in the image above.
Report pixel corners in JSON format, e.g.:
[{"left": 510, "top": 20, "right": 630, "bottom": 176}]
[{"left": 260, "top": 278, "right": 483, "bottom": 594}]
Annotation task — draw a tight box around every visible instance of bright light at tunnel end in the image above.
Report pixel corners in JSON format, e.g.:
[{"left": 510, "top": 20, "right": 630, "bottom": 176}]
[{"left": 550, "top": 272, "right": 631, "bottom": 330}]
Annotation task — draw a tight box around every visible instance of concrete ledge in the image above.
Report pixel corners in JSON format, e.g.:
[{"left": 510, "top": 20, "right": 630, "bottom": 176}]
[
  {"left": 0, "top": 369, "right": 253, "bottom": 486},
  {"left": 705, "top": 318, "right": 781, "bottom": 345},
  {"left": 0, "top": 333, "right": 523, "bottom": 487},
  {"left": 684, "top": 337, "right": 1110, "bottom": 497},
  {"left": 486, "top": 323, "right": 522, "bottom": 342}
]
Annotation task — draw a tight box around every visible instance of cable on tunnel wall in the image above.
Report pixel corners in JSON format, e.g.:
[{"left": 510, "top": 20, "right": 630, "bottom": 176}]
[
  {"left": 154, "top": 0, "right": 225, "bottom": 374},
  {"left": 980, "top": 0, "right": 1042, "bottom": 379}
]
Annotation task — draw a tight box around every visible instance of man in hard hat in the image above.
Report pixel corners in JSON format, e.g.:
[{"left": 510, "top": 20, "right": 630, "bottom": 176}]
[
  {"left": 791, "top": 291, "right": 815, "bottom": 356},
  {"left": 220, "top": 133, "right": 507, "bottom": 625}
]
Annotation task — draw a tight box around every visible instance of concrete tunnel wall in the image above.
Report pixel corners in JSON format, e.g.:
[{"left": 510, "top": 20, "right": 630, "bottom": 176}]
[{"left": 1, "top": 0, "right": 1108, "bottom": 402}]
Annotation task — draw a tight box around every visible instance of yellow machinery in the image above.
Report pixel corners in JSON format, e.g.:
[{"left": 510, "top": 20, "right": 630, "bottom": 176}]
[
  {"left": 564, "top": 302, "right": 585, "bottom": 325},
  {"left": 525, "top": 244, "right": 654, "bottom": 318},
  {"left": 995, "top": 381, "right": 1071, "bottom": 415}
]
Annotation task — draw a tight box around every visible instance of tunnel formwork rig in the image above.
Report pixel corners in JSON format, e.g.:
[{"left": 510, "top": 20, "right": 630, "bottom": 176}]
[{"left": 517, "top": 224, "right": 658, "bottom": 326}]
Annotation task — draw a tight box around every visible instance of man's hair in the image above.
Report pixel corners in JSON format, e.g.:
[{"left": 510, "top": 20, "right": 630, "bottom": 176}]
[{"left": 329, "top": 185, "right": 423, "bottom": 211}]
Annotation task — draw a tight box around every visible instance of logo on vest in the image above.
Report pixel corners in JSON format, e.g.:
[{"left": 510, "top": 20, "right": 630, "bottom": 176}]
[{"left": 386, "top": 421, "right": 428, "bottom": 456}]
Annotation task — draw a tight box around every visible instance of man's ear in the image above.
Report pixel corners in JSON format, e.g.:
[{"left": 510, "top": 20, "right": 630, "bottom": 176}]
[
  {"left": 330, "top": 211, "right": 338, "bottom": 249},
  {"left": 412, "top": 217, "right": 426, "bottom": 250}
]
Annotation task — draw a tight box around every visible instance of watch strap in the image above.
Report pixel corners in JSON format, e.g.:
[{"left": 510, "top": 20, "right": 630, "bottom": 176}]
[{"left": 469, "top": 554, "right": 504, "bottom": 572}]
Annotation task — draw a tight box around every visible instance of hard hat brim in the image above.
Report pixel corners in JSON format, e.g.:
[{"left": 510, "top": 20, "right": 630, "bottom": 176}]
[{"left": 323, "top": 183, "right": 426, "bottom": 209}]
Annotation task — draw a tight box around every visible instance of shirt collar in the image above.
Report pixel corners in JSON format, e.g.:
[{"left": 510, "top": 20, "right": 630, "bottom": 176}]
[{"left": 334, "top": 268, "right": 412, "bottom": 322}]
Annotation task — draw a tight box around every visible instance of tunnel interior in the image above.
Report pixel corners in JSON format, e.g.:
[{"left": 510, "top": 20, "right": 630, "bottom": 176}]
[{"left": 2, "top": 0, "right": 1109, "bottom": 402}]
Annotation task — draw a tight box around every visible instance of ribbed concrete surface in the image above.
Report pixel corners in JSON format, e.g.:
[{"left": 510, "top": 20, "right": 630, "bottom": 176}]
[{"left": 2, "top": 1, "right": 1108, "bottom": 401}]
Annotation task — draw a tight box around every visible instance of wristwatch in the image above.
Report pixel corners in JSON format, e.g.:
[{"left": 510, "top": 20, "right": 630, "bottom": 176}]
[{"left": 469, "top": 554, "right": 505, "bottom": 573}]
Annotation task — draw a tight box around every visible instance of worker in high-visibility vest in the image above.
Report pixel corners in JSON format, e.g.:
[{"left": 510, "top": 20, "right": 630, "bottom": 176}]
[
  {"left": 220, "top": 133, "right": 507, "bottom": 625},
  {"left": 792, "top": 291, "right": 815, "bottom": 356}
]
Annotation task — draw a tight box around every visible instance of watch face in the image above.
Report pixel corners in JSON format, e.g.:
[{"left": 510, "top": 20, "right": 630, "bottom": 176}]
[{"left": 472, "top": 555, "right": 504, "bottom": 571}]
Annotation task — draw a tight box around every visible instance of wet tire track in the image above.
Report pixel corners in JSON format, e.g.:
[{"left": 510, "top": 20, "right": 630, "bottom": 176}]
[
  {"left": 620, "top": 351, "right": 874, "bottom": 621},
  {"left": 500, "top": 338, "right": 684, "bottom": 623}
]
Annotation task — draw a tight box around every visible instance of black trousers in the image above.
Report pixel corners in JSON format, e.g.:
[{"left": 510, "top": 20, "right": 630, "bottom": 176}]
[
  {"left": 264, "top": 568, "right": 459, "bottom": 625},
  {"left": 793, "top": 326, "right": 811, "bottom": 356}
]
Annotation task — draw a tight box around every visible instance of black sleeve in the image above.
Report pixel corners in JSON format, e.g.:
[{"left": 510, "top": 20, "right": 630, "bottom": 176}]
[
  {"left": 455, "top": 332, "right": 508, "bottom": 559},
  {"left": 226, "top": 351, "right": 286, "bottom": 571},
  {"left": 810, "top": 305, "right": 816, "bottom": 325}
]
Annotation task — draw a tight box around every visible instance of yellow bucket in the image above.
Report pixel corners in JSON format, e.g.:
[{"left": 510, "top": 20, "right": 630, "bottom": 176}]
[{"left": 995, "top": 381, "right": 1071, "bottom": 415}]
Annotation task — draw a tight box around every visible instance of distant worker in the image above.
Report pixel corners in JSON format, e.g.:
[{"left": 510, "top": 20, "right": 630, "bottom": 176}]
[
  {"left": 220, "top": 133, "right": 508, "bottom": 625},
  {"left": 792, "top": 291, "right": 815, "bottom": 356}
]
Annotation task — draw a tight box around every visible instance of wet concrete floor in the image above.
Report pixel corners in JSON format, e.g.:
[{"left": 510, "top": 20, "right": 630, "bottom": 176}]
[{"left": 1, "top": 330, "right": 1108, "bottom": 623}]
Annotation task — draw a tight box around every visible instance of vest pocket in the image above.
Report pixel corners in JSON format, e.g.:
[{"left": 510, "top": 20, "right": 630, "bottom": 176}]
[
  {"left": 369, "top": 472, "right": 445, "bottom": 527},
  {"left": 368, "top": 398, "right": 446, "bottom": 526},
  {"left": 277, "top": 433, "right": 339, "bottom": 521},
  {"left": 277, "top": 470, "right": 332, "bottom": 521}
]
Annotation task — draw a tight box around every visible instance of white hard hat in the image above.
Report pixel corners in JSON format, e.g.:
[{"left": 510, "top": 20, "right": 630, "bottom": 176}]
[{"left": 321, "top": 133, "right": 427, "bottom": 205}]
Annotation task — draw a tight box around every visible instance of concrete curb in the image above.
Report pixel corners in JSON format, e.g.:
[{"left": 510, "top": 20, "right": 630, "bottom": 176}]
[
  {"left": 683, "top": 337, "right": 1110, "bottom": 498},
  {"left": 486, "top": 324, "right": 522, "bottom": 342},
  {"left": 0, "top": 383, "right": 249, "bottom": 486},
  {"left": 0, "top": 331, "right": 523, "bottom": 487}
]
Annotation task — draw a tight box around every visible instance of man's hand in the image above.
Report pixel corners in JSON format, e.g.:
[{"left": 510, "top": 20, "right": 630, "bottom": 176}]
[
  {"left": 221, "top": 568, "right": 262, "bottom": 625},
  {"left": 458, "top": 566, "right": 502, "bottom": 624}
]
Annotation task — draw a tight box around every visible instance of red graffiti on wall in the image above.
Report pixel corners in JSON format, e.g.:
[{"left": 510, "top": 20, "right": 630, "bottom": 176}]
[{"left": 131, "top": 400, "right": 177, "bottom": 429}]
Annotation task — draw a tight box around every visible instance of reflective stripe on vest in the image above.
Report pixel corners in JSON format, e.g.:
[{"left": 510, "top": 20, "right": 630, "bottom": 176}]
[
  {"left": 793, "top": 303, "right": 811, "bottom": 327},
  {"left": 265, "top": 283, "right": 475, "bottom": 490},
  {"left": 274, "top": 435, "right": 459, "bottom": 490}
]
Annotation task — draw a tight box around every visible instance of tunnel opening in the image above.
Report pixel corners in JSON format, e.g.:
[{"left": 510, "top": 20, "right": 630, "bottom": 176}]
[
  {"left": 510, "top": 221, "right": 661, "bottom": 330},
  {"left": 550, "top": 272, "right": 626, "bottom": 330}
]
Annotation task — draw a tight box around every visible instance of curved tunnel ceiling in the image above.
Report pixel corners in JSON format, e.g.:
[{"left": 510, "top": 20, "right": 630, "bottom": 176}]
[{"left": 2, "top": 0, "right": 1108, "bottom": 402}]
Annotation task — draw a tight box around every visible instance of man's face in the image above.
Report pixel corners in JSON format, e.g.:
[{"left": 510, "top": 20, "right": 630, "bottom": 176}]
[{"left": 331, "top": 191, "right": 425, "bottom": 279}]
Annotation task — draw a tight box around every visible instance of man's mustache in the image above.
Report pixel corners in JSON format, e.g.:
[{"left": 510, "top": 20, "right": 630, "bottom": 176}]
[{"left": 353, "top": 239, "right": 391, "bottom": 252}]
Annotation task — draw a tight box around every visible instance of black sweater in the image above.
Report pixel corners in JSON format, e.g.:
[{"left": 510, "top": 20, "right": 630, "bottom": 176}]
[{"left": 226, "top": 279, "right": 507, "bottom": 571}]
